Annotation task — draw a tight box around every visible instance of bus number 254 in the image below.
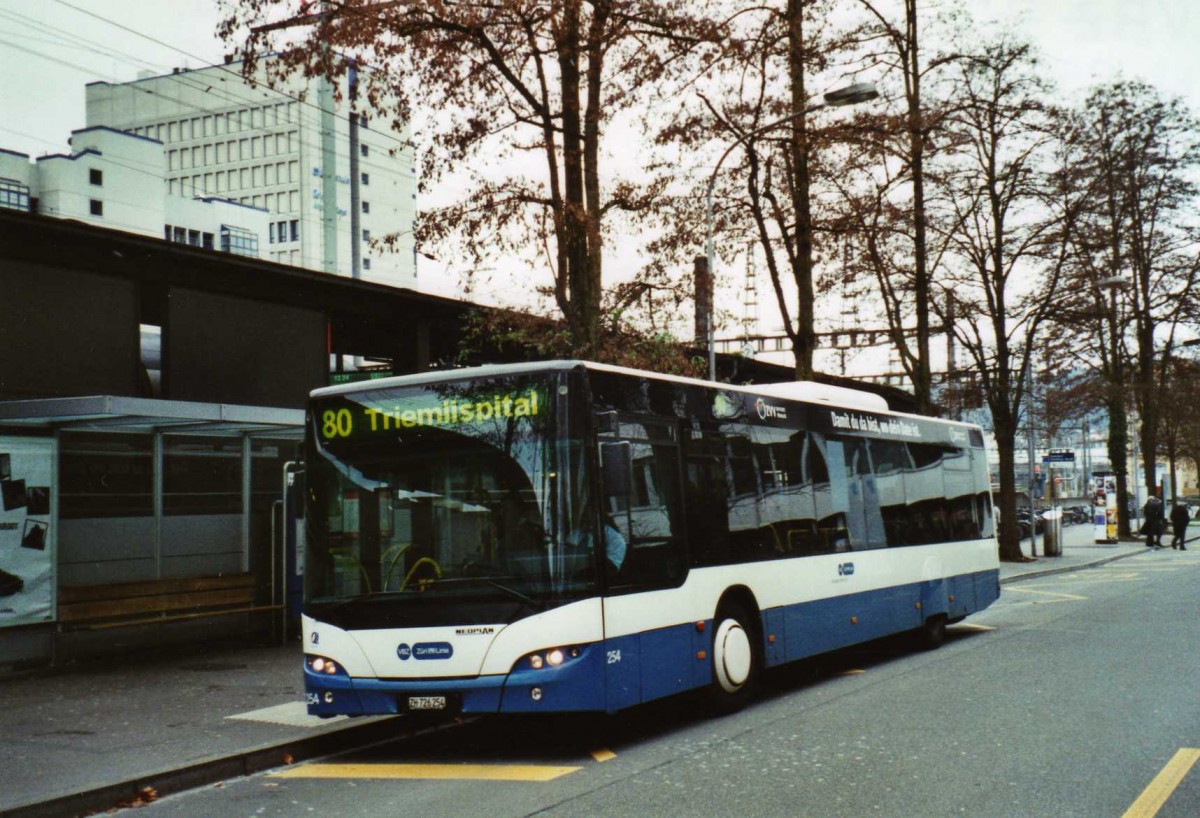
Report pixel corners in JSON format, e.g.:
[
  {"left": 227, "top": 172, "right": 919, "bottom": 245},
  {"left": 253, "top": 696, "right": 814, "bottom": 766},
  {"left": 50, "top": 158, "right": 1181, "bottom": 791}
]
[{"left": 607, "top": 649, "right": 621, "bottom": 665}]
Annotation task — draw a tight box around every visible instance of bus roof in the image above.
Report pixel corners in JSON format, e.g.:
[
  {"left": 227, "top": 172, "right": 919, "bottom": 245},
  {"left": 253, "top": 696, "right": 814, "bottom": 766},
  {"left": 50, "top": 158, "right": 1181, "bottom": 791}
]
[{"left": 310, "top": 360, "right": 975, "bottom": 431}]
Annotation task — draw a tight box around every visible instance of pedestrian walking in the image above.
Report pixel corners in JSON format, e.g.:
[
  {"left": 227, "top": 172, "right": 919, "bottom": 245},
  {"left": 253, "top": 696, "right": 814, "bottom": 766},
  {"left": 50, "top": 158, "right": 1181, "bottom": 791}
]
[
  {"left": 1142, "top": 496, "right": 1166, "bottom": 548},
  {"left": 1170, "top": 502, "right": 1190, "bottom": 550}
]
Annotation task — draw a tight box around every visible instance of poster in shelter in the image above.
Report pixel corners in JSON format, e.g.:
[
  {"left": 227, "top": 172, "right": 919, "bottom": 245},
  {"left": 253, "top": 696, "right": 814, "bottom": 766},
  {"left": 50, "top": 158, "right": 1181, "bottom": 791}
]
[{"left": 0, "top": 437, "right": 55, "bottom": 627}]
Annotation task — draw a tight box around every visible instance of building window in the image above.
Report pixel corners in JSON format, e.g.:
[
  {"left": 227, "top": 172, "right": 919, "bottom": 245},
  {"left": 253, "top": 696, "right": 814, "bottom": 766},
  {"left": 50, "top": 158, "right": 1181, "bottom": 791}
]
[
  {"left": 202, "top": 232, "right": 214, "bottom": 250},
  {"left": 89, "top": 168, "right": 103, "bottom": 186},
  {"left": 360, "top": 144, "right": 368, "bottom": 157},
  {"left": 269, "top": 223, "right": 276, "bottom": 244},
  {"left": 362, "top": 201, "right": 370, "bottom": 214},
  {"left": 173, "top": 226, "right": 186, "bottom": 243},
  {"left": 188, "top": 229, "right": 201, "bottom": 246},
  {"left": 363, "top": 258, "right": 371, "bottom": 270},
  {"left": 89, "top": 199, "right": 103, "bottom": 216},
  {"left": 290, "top": 219, "right": 299, "bottom": 241},
  {"left": 220, "top": 225, "right": 259, "bottom": 257},
  {"left": 361, "top": 172, "right": 369, "bottom": 185},
  {"left": 0, "top": 178, "right": 32, "bottom": 211},
  {"left": 164, "top": 225, "right": 172, "bottom": 241}
]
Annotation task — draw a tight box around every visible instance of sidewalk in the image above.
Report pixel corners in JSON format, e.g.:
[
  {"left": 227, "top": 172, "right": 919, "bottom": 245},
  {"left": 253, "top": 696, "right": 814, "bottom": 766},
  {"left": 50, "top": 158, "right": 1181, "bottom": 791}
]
[
  {"left": 0, "top": 525, "right": 1163, "bottom": 818},
  {"left": 998, "top": 521, "right": 1150, "bottom": 583}
]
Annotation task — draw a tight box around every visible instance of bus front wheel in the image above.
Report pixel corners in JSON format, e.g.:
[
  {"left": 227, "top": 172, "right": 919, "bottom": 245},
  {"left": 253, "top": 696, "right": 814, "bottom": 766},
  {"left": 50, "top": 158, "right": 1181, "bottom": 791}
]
[{"left": 707, "top": 602, "right": 761, "bottom": 714}]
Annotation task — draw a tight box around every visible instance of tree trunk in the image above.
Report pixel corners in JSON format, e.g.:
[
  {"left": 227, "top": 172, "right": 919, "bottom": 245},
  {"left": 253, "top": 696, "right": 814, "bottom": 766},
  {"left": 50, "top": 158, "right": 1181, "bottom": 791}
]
[
  {"left": 787, "top": 0, "right": 815, "bottom": 382},
  {"left": 904, "top": 0, "right": 933, "bottom": 415},
  {"left": 994, "top": 420, "right": 1024, "bottom": 561},
  {"left": 555, "top": 0, "right": 595, "bottom": 353}
]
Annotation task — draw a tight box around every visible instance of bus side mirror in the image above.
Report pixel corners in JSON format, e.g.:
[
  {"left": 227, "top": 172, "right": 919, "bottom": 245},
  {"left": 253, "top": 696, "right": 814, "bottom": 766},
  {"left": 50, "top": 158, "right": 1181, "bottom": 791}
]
[
  {"left": 600, "top": 441, "right": 631, "bottom": 498},
  {"left": 594, "top": 411, "right": 619, "bottom": 435}
]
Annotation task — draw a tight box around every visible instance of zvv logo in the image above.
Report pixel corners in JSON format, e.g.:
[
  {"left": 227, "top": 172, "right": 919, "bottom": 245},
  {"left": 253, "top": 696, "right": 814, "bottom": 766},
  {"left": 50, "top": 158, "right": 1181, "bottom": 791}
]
[
  {"left": 754, "top": 398, "right": 787, "bottom": 421},
  {"left": 838, "top": 562, "right": 855, "bottom": 577}
]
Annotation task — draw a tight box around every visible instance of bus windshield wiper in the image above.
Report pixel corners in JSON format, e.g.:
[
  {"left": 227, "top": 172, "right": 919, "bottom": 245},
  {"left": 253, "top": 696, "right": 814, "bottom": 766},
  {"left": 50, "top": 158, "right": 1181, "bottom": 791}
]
[{"left": 427, "top": 577, "right": 541, "bottom": 607}]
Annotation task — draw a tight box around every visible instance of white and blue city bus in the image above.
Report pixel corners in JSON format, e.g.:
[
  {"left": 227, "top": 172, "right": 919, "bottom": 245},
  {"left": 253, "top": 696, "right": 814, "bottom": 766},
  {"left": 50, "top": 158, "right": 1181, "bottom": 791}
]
[{"left": 302, "top": 361, "right": 999, "bottom": 717}]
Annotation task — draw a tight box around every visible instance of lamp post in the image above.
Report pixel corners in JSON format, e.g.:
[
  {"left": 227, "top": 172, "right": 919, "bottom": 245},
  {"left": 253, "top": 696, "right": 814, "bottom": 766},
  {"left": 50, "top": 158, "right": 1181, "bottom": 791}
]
[{"left": 704, "top": 82, "right": 878, "bottom": 381}]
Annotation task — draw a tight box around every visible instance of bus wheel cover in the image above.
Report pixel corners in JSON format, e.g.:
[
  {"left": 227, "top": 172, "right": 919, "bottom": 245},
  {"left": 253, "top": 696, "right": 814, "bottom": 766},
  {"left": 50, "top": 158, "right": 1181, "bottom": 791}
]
[{"left": 714, "top": 617, "right": 753, "bottom": 692}]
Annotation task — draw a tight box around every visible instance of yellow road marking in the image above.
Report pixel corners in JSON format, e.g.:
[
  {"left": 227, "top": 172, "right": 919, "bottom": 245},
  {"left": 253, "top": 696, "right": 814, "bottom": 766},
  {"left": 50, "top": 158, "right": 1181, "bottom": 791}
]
[
  {"left": 591, "top": 748, "right": 617, "bottom": 762},
  {"left": 1003, "top": 586, "right": 1087, "bottom": 602},
  {"left": 952, "top": 623, "right": 996, "bottom": 632},
  {"left": 1122, "top": 748, "right": 1200, "bottom": 818},
  {"left": 271, "top": 763, "right": 580, "bottom": 782},
  {"left": 839, "top": 669, "right": 866, "bottom": 675}
]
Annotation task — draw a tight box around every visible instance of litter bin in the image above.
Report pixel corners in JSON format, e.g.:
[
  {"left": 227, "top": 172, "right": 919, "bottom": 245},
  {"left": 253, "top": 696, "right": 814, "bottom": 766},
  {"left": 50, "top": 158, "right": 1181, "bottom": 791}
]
[{"left": 1043, "top": 506, "right": 1063, "bottom": 557}]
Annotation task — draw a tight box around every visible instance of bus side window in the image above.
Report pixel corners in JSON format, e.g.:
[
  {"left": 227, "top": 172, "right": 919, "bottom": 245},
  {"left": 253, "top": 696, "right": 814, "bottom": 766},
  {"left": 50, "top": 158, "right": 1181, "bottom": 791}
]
[
  {"left": 684, "top": 448, "right": 731, "bottom": 567},
  {"left": 841, "top": 438, "right": 886, "bottom": 550}
]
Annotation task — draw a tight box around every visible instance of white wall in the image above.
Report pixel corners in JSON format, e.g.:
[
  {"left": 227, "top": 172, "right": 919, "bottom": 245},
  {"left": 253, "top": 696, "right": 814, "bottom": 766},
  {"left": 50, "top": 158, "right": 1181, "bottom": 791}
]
[{"left": 86, "top": 59, "right": 418, "bottom": 287}]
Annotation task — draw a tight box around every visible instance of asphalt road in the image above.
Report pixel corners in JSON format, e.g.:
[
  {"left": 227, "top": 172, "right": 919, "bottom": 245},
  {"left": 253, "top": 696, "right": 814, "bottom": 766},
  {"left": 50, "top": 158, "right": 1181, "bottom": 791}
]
[{"left": 131, "top": 549, "right": 1200, "bottom": 818}]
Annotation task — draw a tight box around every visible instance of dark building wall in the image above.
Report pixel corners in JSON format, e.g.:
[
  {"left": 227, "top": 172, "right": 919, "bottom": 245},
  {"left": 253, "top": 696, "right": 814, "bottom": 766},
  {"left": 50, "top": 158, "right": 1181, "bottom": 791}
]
[
  {"left": 165, "top": 287, "right": 327, "bottom": 407},
  {"left": 0, "top": 260, "right": 140, "bottom": 399}
]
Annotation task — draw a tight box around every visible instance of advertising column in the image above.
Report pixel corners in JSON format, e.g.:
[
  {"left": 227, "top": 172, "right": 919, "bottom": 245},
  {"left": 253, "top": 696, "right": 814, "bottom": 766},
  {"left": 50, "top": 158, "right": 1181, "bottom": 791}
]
[
  {"left": 0, "top": 437, "right": 56, "bottom": 626},
  {"left": 1093, "top": 472, "right": 1118, "bottom": 544}
]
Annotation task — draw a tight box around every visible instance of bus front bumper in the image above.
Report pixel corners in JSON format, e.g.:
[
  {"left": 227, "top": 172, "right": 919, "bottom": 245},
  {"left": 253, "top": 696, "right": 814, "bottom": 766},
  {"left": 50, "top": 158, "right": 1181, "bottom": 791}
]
[{"left": 304, "top": 643, "right": 607, "bottom": 717}]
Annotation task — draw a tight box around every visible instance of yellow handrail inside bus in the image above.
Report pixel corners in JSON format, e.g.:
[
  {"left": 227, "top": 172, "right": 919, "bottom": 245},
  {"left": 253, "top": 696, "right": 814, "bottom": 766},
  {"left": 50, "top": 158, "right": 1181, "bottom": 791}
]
[{"left": 400, "top": 557, "right": 443, "bottom": 591}]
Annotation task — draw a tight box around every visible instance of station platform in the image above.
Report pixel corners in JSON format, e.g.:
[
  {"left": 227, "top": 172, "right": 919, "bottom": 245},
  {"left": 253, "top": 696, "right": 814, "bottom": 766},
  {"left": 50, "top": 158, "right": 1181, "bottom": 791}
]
[{"left": 0, "top": 525, "right": 1165, "bottom": 818}]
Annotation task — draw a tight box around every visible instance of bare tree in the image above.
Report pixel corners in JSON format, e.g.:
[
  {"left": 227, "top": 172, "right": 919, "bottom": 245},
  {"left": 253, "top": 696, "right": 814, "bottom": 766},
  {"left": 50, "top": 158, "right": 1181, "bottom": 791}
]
[
  {"left": 934, "top": 36, "right": 1077, "bottom": 561},
  {"left": 220, "top": 0, "right": 722, "bottom": 356},
  {"left": 829, "top": 0, "right": 960, "bottom": 415},
  {"left": 648, "top": 0, "right": 872, "bottom": 381},
  {"left": 1052, "top": 80, "right": 1200, "bottom": 532}
]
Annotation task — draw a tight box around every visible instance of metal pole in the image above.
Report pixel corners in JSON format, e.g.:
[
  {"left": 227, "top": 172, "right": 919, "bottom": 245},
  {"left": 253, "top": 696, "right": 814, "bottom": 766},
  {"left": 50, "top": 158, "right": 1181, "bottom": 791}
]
[
  {"left": 706, "top": 181, "right": 716, "bottom": 381},
  {"left": 1027, "top": 365, "right": 1037, "bottom": 557},
  {"left": 280, "top": 461, "right": 301, "bottom": 645},
  {"left": 1131, "top": 411, "right": 1141, "bottom": 528}
]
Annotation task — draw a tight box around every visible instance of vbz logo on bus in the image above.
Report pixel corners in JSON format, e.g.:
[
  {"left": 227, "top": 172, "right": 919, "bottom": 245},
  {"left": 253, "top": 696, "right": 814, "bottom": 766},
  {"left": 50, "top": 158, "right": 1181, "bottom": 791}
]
[{"left": 838, "top": 562, "right": 855, "bottom": 577}]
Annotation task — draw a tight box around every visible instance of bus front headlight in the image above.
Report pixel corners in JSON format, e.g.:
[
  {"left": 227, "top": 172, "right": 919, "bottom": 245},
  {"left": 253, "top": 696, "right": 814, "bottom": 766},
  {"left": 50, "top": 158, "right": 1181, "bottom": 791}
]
[
  {"left": 306, "top": 654, "right": 346, "bottom": 676},
  {"left": 520, "top": 646, "right": 581, "bottom": 671}
]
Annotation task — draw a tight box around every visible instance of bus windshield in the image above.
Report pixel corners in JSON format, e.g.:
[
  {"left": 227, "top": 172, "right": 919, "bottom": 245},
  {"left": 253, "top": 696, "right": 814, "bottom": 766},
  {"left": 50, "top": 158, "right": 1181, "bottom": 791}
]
[{"left": 305, "top": 373, "right": 594, "bottom": 626}]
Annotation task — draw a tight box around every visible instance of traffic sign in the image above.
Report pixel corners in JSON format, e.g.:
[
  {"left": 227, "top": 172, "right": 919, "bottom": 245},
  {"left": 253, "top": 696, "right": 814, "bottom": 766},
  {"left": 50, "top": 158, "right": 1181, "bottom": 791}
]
[{"left": 1044, "top": 450, "right": 1075, "bottom": 463}]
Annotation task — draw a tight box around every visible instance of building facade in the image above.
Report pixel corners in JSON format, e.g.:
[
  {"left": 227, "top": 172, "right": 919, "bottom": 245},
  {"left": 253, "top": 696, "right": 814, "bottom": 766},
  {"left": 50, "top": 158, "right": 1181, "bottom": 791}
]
[
  {"left": 85, "top": 59, "right": 418, "bottom": 288},
  {"left": 0, "top": 126, "right": 267, "bottom": 256}
]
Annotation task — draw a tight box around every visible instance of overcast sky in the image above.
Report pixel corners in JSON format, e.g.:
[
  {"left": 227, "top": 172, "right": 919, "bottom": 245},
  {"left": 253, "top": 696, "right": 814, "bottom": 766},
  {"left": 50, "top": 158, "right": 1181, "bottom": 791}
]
[{"left": 1, "top": 0, "right": 1197, "bottom": 317}]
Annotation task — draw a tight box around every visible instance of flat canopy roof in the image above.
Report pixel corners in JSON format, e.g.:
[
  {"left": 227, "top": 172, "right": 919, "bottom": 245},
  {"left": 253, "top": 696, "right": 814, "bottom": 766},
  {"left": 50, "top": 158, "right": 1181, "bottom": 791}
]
[{"left": 0, "top": 396, "right": 304, "bottom": 438}]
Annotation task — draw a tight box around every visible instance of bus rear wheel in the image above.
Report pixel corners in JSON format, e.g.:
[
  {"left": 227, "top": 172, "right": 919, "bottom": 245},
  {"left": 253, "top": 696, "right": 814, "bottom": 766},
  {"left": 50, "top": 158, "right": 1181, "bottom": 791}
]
[
  {"left": 707, "top": 602, "right": 761, "bottom": 714},
  {"left": 914, "top": 614, "right": 947, "bottom": 651}
]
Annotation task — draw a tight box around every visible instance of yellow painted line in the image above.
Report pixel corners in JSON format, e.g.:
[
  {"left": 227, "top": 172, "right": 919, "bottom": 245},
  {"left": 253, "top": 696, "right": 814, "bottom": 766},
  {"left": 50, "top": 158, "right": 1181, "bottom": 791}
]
[
  {"left": 271, "top": 763, "right": 580, "bottom": 782},
  {"left": 1003, "top": 586, "right": 1087, "bottom": 602},
  {"left": 591, "top": 748, "right": 617, "bottom": 762},
  {"left": 839, "top": 669, "right": 866, "bottom": 675},
  {"left": 952, "top": 623, "right": 996, "bottom": 632},
  {"left": 1122, "top": 748, "right": 1200, "bottom": 818}
]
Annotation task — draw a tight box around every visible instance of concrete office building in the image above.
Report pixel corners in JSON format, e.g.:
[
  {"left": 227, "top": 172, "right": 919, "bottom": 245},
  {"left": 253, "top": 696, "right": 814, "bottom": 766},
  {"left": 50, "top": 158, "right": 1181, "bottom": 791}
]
[
  {"left": 0, "top": 126, "right": 267, "bottom": 256},
  {"left": 85, "top": 58, "right": 418, "bottom": 288}
]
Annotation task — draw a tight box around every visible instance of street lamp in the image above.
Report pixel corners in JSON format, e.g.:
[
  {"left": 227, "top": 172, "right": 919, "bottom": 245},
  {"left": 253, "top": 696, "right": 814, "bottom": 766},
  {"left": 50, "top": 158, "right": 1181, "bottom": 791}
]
[{"left": 704, "top": 82, "right": 879, "bottom": 381}]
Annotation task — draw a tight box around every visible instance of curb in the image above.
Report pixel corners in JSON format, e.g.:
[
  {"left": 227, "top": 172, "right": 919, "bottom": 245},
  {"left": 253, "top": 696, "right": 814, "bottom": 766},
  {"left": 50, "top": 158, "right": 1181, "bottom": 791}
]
[
  {"left": 0, "top": 716, "right": 406, "bottom": 818},
  {"left": 999, "top": 548, "right": 1144, "bottom": 584}
]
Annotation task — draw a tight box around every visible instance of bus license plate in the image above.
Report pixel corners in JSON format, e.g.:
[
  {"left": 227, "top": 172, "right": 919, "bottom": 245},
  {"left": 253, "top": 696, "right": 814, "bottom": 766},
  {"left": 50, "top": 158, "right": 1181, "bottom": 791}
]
[{"left": 408, "top": 696, "right": 447, "bottom": 711}]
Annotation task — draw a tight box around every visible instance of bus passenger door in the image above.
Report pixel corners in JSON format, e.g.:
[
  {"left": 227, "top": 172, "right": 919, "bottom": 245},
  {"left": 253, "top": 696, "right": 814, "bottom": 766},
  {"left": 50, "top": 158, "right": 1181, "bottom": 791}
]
[{"left": 596, "top": 418, "right": 689, "bottom": 710}]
